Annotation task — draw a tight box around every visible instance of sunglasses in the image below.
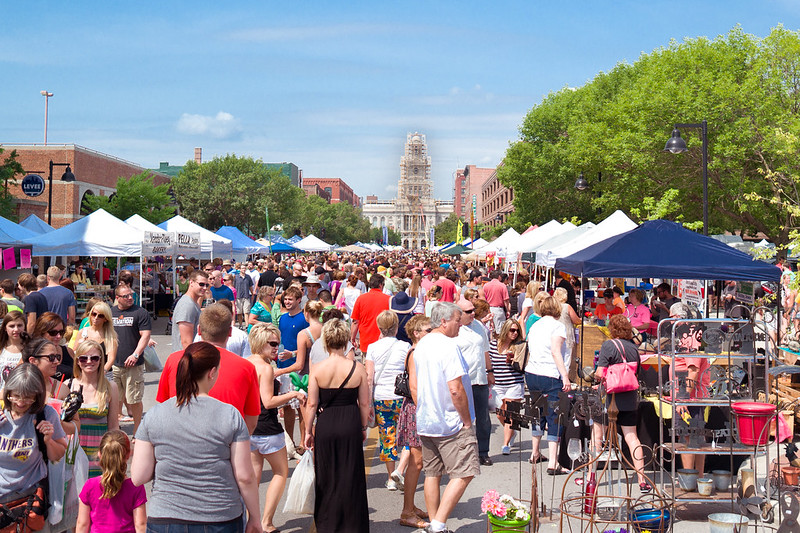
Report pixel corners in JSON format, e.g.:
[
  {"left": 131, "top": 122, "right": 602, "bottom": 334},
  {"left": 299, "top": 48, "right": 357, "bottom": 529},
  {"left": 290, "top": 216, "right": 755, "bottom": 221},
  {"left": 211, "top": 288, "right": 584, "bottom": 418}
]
[
  {"left": 118, "top": 293, "right": 134, "bottom": 299},
  {"left": 90, "top": 312, "right": 105, "bottom": 318},
  {"left": 267, "top": 341, "right": 280, "bottom": 347},
  {"left": 422, "top": 328, "right": 433, "bottom": 333},
  {"left": 464, "top": 309, "right": 475, "bottom": 314},
  {"left": 33, "top": 353, "right": 62, "bottom": 363},
  {"left": 47, "top": 329, "right": 65, "bottom": 337},
  {"left": 78, "top": 355, "right": 102, "bottom": 364},
  {"left": 196, "top": 282, "right": 209, "bottom": 288},
  {"left": 510, "top": 328, "right": 520, "bottom": 333}
]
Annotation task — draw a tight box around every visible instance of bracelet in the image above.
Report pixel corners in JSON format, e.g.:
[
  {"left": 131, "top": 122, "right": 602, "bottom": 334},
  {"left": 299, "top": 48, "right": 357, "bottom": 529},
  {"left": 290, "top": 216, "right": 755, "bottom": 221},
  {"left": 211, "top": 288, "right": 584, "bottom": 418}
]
[
  {"left": 486, "top": 369, "right": 494, "bottom": 373},
  {"left": 361, "top": 426, "right": 368, "bottom": 431}
]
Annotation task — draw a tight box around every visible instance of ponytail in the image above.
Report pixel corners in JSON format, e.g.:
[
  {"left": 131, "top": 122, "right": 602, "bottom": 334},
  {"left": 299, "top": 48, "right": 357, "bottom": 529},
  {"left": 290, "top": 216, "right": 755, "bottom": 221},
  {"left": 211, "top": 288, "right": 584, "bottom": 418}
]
[
  {"left": 175, "top": 342, "right": 220, "bottom": 407},
  {"left": 99, "top": 430, "right": 130, "bottom": 499}
]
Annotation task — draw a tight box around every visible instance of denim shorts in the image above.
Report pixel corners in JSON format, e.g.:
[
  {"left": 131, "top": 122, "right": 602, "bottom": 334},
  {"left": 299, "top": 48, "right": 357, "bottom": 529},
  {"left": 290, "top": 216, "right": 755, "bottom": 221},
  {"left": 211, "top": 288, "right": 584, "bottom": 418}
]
[
  {"left": 525, "top": 373, "right": 564, "bottom": 441},
  {"left": 250, "top": 433, "right": 286, "bottom": 455}
]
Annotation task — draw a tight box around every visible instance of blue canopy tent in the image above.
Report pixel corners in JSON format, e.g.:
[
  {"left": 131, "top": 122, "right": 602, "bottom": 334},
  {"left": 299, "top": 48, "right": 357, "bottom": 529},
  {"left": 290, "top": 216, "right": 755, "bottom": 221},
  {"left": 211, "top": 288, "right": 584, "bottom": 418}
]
[
  {"left": 287, "top": 235, "right": 302, "bottom": 244},
  {"left": 268, "top": 242, "right": 297, "bottom": 252},
  {"left": 554, "top": 219, "right": 781, "bottom": 281},
  {"left": 215, "top": 226, "right": 269, "bottom": 259},
  {"left": 19, "top": 214, "right": 54, "bottom": 234}
]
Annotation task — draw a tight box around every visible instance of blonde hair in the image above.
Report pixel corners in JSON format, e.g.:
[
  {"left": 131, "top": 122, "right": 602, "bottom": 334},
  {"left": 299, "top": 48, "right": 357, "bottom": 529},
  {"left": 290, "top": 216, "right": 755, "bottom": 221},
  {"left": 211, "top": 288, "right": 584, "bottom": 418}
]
[
  {"left": 73, "top": 340, "right": 111, "bottom": 411},
  {"left": 525, "top": 281, "right": 542, "bottom": 299},
  {"left": 86, "top": 302, "right": 118, "bottom": 357},
  {"left": 376, "top": 310, "right": 399, "bottom": 337},
  {"left": 249, "top": 322, "right": 280, "bottom": 356},
  {"left": 304, "top": 300, "right": 325, "bottom": 322},
  {"left": 99, "top": 430, "right": 131, "bottom": 499},
  {"left": 322, "top": 319, "right": 350, "bottom": 352},
  {"left": 553, "top": 287, "right": 568, "bottom": 304},
  {"left": 532, "top": 290, "right": 549, "bottom": 316},
  {"left": 538, "top": 294, "right": 562, "bottom": 319}
]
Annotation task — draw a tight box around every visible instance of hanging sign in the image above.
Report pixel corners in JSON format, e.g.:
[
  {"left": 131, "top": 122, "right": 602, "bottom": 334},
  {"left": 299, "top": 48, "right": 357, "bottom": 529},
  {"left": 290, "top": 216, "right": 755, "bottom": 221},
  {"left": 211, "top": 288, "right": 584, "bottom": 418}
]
[
  {"left": 176, "top": 232, "right": 201, "bottom": 256},
  {"left": 21, "top": 174, "right": 45, "bottom": 197},
  {"left": 677, "top": 279, "right": 704, "bottom": 308},
  {"left": 143, "top": 231, "right": 175, "bottom": 256}
]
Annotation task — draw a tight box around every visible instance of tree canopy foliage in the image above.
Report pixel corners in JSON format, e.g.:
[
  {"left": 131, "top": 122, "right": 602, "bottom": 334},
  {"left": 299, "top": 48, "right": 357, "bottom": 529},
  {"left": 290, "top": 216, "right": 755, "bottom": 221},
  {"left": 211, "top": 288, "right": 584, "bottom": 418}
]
[
  {"left": 171, "top": 154, "right": 372, "bottom": 245},
  {"left": 499, "top": 25, "right": 800, "bottom": 248},
  {"left": 0, "top": 147, "right": 24, "bottom": 221},
  {"left": 83, "top": 171, "right": 175, "bottom": 224},
  {"left": 433, "top": 213, "right": 465, "bottom": 245}
]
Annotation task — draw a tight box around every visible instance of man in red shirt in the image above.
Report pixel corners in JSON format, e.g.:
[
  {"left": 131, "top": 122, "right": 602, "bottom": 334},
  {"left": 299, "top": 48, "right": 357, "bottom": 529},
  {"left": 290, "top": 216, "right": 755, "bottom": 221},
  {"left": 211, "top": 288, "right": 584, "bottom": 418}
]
[
  {"left": 156, "top": 303, "right": 261, "bottom": 433},
  {"left": 482, "top": 269, "right": 510, "bottom": 331},
  {"left": 420, "top": 269, "right": 434, "bottom": 292},
  {"left": 434, "top": 267, "right": 458, "bottom": 303},
  {"left": 350, "top": 274, "right": 390, "bottom": 353}
]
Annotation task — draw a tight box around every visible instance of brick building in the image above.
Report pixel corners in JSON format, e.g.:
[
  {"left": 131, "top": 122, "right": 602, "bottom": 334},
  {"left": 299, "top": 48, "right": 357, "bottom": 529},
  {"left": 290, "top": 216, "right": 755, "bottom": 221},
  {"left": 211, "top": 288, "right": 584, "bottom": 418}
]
[
  {"left": 1, "top": 144, "right": 170, "bottom": 228},
  {"left": 302, "top": 182, "right": 332, "bottom": 203},
  {"left": 302, "top": 177, "right": 360, "bottom": 207},
  {"left": 481, "top": 164, "right": 514, "bottom": 227},
  {"left": 454, "top": 165, "right": 494, "bottom": 224}
]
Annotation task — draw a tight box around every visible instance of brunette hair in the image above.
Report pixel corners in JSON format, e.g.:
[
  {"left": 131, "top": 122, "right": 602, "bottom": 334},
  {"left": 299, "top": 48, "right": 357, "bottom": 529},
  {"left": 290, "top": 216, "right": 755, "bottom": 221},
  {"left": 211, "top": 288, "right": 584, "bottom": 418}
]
[
  {"left": 175, "top": 341, "right": 220, "bottom": 407},
  {"left": 0, "top": 310, "right": 27, "bottom": 349},
  {"left": 498, "top": 318, "right": 522, "bottom": 345},
  {"left": 17, "top": 273, "right": 37, "bottom": 292},
  {"left": 198, "top": 304, "right": 232, "bottom": 344},
  {"left": 321, "top": 308, "right": 344, "bottom": 323},
  {"left": 283, "top": 286, "right": 303, "bottom": 301},
  {"left": 99, "top": 430, "right": 131, "bottom": 499},
  {"left": 33, "top": 312, "right": 65, "bottom": 340}
]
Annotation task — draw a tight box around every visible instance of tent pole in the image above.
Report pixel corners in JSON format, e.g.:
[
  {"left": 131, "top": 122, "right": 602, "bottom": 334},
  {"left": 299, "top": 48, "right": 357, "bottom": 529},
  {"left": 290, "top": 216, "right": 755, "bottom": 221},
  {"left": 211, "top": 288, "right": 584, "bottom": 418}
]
[{"left": 579, "top": 270, "right": 586, "bottom": 385}]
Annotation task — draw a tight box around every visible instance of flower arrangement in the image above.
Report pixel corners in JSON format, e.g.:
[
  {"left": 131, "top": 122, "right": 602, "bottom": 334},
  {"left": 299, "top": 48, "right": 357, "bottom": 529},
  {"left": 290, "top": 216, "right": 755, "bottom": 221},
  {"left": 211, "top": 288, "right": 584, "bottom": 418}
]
[{"left": 481, "top": 490, "right": 531, "bottom": 522}]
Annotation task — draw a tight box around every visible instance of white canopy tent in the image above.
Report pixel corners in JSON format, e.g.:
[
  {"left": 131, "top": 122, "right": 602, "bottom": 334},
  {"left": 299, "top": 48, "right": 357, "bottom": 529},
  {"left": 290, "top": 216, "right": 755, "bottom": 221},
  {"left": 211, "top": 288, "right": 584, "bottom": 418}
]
[
  {"left": 23, "top": 209, "right": 144, "bottom": 256},
  {"left": 125, "top": 214, "right": 164, "bottom": 233},
  {"left": 535, "top": 210, "right": 638, "bottom": 269},
  {"left": 473, "top": 227, "right": 522, "bottom": 258},
  {"left": 157, "top": 215, "right": 232, "bottom": 258},
  {"left": 294, "top": 234, "right": 333, "bottom": 252},
  {"left": 516, "top": 220, "right": 575, "bottom": 254}
]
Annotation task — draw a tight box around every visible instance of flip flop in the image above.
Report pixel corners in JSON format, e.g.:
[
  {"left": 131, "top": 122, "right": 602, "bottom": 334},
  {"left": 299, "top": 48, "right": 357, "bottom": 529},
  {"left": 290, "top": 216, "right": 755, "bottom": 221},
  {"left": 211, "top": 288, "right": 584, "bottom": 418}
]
[{"left": 399, "top": 516, "right": 429, "bottom": 529}]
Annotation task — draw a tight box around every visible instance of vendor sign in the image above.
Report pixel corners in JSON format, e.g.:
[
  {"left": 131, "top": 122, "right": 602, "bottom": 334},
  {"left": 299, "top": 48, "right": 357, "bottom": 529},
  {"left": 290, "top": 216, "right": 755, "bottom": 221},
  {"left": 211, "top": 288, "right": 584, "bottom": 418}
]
[
  {"left": 176, "top": 231, "right": 201, "bottom": 256},
  {"left": 736, "top": 281, "right": 755, "bottom": 305},
  {"left": 677, "top": 279, "right": 704, "bottom": 308},
  {"left": 143, "top": 231, "right": 175, "bottom": 256}
]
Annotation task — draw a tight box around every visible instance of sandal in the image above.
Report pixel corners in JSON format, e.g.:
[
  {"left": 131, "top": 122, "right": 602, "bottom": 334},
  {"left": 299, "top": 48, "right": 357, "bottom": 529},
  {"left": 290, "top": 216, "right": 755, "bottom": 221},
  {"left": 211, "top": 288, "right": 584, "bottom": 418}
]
[
  {"left": 639, "top": 482, "right": 652, "bottom": 493},
  {"left": 528, "top": 455, "right": 548, "bottom": 464},
  {"left": 399, "top": 515, "right": 429, "bottom": 529},
  {"left": 414, "top": 507, "right": 429, "bottom": 520},
  {"left": 547, "top": 465, "right": 568, "bottom": 475}
]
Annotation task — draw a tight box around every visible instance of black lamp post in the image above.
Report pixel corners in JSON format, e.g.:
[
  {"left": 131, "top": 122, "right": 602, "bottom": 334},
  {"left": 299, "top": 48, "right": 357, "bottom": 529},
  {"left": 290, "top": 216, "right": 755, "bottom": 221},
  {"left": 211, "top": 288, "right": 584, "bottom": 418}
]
[
  {"left": 664, "top": 120, "right": 708, "bottom": 236},
  {"left": 48, "top": 160, "right": 75, "bottom": 225}
]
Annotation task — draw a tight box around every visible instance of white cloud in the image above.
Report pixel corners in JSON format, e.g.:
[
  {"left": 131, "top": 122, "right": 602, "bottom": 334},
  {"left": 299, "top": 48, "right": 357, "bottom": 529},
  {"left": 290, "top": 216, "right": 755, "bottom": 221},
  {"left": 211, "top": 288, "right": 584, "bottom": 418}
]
[{"left": 176, "top": 112, "right": 242, "bottom": 140}]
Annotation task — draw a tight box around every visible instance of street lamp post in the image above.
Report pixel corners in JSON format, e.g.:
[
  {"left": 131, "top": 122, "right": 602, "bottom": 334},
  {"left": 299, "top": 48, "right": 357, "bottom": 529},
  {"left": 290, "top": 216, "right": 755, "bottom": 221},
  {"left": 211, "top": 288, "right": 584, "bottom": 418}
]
[
  {"left": 48, "top": 161, "right": 75, "bottom": 225},
  {"left": 664, "top": 120, "right": 708, "bottom": 236},
  {"left": 40, "top": 91, "right": 53, "bottom": 145}
]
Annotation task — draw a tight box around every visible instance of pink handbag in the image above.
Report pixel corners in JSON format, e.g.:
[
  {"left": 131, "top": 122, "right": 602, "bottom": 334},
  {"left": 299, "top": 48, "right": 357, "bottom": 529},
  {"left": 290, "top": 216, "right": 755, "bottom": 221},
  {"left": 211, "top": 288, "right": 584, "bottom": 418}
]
[{"left": 600, "top": 339, "right": 639, "bottom": 394}]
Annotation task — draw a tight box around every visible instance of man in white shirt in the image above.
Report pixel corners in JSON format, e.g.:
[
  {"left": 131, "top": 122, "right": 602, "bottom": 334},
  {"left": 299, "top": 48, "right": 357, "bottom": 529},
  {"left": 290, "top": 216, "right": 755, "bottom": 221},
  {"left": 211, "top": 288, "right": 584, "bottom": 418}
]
[
  {"left": 456, "top": 298, "right": 494, "bottom": 466},
  {"left": 412, "top": 302, "right": 478, "bottom": 533}
]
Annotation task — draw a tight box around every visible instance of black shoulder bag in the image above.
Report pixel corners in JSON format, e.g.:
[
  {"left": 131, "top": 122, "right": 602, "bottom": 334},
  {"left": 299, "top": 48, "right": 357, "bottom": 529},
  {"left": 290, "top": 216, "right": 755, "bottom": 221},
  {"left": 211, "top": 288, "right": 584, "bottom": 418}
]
[{"left": 394, "top": 348, "right": 414, "bottom": 399}]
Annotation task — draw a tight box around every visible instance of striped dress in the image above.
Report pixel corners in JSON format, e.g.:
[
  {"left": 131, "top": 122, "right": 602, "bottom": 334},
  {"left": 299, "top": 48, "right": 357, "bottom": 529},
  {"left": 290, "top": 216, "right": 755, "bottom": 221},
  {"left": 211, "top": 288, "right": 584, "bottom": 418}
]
[{"left": 77, "top": 402, "right": 109, "bottom": 478}]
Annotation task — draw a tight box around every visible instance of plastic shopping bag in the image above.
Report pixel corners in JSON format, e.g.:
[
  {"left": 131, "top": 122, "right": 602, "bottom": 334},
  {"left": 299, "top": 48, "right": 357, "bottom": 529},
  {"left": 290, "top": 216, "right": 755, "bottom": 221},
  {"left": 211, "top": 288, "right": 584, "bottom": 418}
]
[
  {"left": 47, "top": 452, "right": 66, "bottom": 525},
  {"left": 143, "top": 346, "right": 163, "bottom": 373},
  {"left": 50, "top": 431, "right": 89, "bottom": 530},
  {"left": 283, "top": 450, "right": 315, "bottom": 515}
]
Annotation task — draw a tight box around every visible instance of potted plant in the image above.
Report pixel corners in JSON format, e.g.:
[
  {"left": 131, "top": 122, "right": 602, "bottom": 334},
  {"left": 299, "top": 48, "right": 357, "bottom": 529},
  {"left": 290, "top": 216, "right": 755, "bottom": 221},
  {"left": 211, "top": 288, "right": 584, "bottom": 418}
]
[{"left": 481, "top": 490, "right": 531, "bottom": 532}]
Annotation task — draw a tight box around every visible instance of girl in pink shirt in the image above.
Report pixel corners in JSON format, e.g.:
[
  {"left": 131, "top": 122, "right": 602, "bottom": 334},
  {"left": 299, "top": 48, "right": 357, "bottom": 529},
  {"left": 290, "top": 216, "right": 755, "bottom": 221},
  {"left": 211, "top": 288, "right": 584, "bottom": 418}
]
[{"left": 77, "top": 430, "right": 147, "bottom": 533}]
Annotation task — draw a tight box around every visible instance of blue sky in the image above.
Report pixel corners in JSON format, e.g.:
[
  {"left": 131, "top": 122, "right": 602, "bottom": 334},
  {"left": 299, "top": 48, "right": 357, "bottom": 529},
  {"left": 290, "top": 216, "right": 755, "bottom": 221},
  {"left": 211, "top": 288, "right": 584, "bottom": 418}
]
[{"left": 3, "top": 1, "right": 800, "bottom": 201}]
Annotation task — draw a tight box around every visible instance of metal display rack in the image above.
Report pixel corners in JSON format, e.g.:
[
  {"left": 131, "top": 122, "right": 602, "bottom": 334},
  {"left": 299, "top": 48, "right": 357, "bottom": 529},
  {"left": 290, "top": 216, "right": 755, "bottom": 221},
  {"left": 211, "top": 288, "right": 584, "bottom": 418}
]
[{"left": 656, "top": 316, "right": 771, "bottom": 509}]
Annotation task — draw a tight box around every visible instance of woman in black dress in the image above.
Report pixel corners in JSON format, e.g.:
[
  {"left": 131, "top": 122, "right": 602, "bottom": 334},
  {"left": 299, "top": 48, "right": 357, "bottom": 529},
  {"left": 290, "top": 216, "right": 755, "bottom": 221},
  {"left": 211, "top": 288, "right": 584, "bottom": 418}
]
[{"left": 304, "top": 318, "right": 370, "bottom": 533}]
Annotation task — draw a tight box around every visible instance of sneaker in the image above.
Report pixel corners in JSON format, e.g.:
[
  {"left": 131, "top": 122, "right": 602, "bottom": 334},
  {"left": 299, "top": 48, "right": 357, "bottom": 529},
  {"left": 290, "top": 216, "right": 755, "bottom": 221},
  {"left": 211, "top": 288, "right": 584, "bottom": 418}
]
[
  {"left": 502, "top": 445, "right": 511, "bottom": 455},
  {"left": 390, "top": 470, "right": 405, "bottom": 491},
  {"left": 385, "top": 479, "right": 399, "bottom": 491},
  {"left": 424, "top": 526, "right": 453, "bottom": 533}
]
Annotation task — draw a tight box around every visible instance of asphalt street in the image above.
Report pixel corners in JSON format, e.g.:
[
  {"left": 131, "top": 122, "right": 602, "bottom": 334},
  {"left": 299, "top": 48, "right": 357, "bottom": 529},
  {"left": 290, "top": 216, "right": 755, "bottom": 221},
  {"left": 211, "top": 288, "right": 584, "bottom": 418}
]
[{"left": 127, "top": 316, "right": 764, "bottom": 532}]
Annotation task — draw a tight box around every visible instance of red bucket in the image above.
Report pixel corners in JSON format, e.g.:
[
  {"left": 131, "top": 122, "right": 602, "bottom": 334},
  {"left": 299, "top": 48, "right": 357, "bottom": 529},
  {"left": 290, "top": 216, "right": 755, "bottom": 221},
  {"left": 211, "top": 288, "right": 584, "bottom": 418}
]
[{"left": 732, "top": 402, "right": 776, "bottom": 445}]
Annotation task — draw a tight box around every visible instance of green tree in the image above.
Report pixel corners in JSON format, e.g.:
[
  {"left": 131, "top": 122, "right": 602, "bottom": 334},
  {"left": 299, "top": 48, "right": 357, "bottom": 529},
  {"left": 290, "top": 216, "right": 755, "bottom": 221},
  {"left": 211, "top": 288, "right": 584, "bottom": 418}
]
[
  {"left": 289, "top": 197, "right": 371, "bottom": 245},
  {"left": 83, "top": 171, "right": 175, "bottom": 223},
  {"left": 0, "top": 147, "right": 24, "bottom": 220},
  {"left": 171, "top": 154, "right": 306, "bottom": 236},
  {"left": 500, "top": 25, "right": 800, "bottom": 247},
  {"left": 432, "top": 213, "right": 465, "bottom": 245}
]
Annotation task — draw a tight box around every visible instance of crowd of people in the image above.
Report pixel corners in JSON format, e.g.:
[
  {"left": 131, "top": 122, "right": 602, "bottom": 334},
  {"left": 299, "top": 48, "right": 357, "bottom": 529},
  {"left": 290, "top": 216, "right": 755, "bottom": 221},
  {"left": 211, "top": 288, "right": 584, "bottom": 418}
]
[{"left": 0, "top": 251, "right": 725, "bottom": 533}]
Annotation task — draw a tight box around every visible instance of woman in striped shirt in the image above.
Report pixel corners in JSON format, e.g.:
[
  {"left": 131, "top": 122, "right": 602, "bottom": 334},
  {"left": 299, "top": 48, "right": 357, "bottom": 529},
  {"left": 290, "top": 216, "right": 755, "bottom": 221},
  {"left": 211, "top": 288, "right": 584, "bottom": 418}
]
[{"left": 490, "top": 319, "right": 526, "bottom": 455}]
